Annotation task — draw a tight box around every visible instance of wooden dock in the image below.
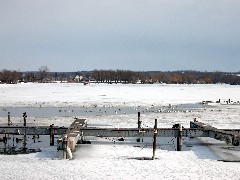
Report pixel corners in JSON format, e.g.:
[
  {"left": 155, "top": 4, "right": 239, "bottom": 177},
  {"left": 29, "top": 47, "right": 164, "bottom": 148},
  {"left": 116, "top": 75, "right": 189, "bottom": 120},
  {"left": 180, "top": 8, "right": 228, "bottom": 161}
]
[
  {"left": 60, "top": 118, "right": 87, "bottom": 151},
  {"left": 1, "top": 120, "right": 240, "bottom": 145},
  {"left": 0, "top": 126, "right": 66, "bottom": 135},
  {"left": 190, "top": 120, "right": 240, "bottom": 146},
  {"left": 1, "top": 117, "right": 240, "bottom": 158}
]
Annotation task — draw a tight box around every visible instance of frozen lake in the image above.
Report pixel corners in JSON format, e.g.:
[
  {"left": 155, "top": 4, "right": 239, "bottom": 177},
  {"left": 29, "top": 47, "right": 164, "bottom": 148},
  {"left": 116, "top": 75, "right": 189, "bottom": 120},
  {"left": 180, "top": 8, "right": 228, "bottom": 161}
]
[
  {"left": 0, "top": 83, "right": 240, "bottom": 179},
  {"left": 1, "top": 83, "right": 240, "bottom": 108}
]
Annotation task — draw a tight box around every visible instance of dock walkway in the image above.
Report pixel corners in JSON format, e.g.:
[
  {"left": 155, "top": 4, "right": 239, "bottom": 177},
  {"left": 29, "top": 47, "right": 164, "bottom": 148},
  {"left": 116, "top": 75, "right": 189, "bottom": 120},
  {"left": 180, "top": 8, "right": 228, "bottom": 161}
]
[{"left": 58, "top": 118, "right": 87, "bottom": 151}]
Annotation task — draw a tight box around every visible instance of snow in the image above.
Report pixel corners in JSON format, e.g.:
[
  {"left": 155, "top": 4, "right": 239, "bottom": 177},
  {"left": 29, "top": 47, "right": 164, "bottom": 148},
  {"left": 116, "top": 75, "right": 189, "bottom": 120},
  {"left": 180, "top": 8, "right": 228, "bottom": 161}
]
[
  {"left": 0, "top": 83, "right": 240, "bottom": 107},
  {"left": 0, "top": 83, "right": 240, "bottom": 179}
]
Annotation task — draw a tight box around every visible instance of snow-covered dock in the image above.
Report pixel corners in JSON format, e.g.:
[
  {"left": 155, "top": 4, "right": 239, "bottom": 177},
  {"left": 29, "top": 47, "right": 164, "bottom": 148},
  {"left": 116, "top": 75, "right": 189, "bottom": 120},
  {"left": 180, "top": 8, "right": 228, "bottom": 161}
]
[{"left": 1, "top": 116, "right": 240, "bottom": 159}]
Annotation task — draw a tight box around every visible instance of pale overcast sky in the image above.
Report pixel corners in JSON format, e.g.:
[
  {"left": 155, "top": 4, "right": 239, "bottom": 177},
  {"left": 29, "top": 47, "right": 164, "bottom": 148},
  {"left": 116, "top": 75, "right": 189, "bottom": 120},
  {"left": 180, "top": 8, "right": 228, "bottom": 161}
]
[{"left": 0, "top": 0, "right": 240, "bottom": 72}]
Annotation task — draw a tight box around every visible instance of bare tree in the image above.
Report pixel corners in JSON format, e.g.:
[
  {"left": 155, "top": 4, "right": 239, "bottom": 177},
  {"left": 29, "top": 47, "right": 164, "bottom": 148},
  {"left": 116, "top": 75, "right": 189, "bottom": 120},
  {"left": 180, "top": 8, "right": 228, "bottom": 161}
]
[
  {"left": 38, "top": 66, "right": 50, "bottom": 82},
  {"left": 0, "top": 69, "right": 21, "bottom": 83}
]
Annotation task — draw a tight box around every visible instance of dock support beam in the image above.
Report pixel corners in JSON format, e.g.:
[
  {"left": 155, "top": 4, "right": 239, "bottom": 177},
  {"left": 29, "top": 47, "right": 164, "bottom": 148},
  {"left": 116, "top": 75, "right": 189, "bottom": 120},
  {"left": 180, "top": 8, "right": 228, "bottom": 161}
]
[
  {"left": 23, "top": 132, "right": 27, "bottom": 152},
  {"left": 23, "top": 112, "right": 27, "bottom": 152},
  {"left": 23, "top": 112, "right": 27, "bottom": 127},
  {"left": 63, "top": 135, "right": 68, "bottom": 159},
  {"left": 8, "top": 112, "right": 11, "bottom": 126},
  {"left": 137, "top": 112, "right": 142, "bottom": 128},
  {"left": 177, "top": 124, "right": 182, "bottom": 151},
  {"left": 152, "top": 119, "right": 157, "bottom": 160},
  {"left": 50, "top": 124, "right": 54, "bottom": 146}
]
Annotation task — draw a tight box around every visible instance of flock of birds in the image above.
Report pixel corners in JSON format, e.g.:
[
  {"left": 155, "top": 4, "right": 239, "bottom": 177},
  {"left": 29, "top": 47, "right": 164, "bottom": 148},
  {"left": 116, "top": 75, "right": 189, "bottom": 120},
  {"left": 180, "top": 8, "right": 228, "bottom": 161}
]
[
  {"left": 3, "top": 98, "right": 238, "bottom": 117},
  {"left": 54, "top": 103, "right": 195, "bottom": 116}
]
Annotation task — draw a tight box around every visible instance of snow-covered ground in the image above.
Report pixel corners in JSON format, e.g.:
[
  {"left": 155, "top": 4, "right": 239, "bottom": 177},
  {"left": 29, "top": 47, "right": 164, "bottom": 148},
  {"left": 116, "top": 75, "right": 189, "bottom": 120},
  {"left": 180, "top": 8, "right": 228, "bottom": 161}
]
[
  {"left": 0, "top": 83, "right": 240, "bottom": 179},
  {"left": 0, "top": 83, "right": 240, "bottom": 107}
]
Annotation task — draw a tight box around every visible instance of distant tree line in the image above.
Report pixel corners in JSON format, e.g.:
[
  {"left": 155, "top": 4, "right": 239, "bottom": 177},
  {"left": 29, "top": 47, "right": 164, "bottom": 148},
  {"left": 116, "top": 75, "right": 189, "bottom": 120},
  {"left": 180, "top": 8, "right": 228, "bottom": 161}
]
[
  {"left": 0, "top": 67, "right": 240, "bottom": 85},
  {"left": 90, "top": 70, "right": 240, "bottom": 85},
  {"left": 90, "top": 70, "right": 139, "bottom": 83},
  {"left": 0, "top": 69, "right": 22, "bottom": 84}
]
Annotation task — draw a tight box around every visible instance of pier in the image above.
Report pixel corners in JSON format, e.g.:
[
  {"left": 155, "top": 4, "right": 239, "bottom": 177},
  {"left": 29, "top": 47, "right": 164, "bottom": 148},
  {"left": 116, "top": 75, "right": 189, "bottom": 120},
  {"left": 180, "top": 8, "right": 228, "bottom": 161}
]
[{"left": 0, "top": 113, "right": 240, "bottom": 158}]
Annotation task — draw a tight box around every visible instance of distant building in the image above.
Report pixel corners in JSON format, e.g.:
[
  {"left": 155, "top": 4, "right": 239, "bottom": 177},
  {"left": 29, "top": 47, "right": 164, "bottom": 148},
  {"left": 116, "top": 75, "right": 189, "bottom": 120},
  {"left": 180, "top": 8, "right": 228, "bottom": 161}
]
[{"left": 74, "top": 75, "right": 83, "bottom": 82}]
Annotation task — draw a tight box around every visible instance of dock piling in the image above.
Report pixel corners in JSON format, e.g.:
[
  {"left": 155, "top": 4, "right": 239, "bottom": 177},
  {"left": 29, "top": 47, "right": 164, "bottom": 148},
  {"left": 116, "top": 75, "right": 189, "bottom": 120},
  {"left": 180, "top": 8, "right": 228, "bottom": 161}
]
[
  {"left": 23, "top": 112, "right": 27, "bottom": 126},
  {"left": 177, "top": 124, "right": 182, "bottom": 151},
  {"left": 152, "top": 119, "right": 157, "bottom": 160},
  {"left": 137, "top": 112, "right": 142, "bottom": 128},
  {"left": 8, "top": 112, "right": 11, "bottom": 126},
  {"left": 63, "top": 135, "right": 68, "bottom": 159},
  {"left": 50, "top": 124, "right": 54, "bottom": 146}
]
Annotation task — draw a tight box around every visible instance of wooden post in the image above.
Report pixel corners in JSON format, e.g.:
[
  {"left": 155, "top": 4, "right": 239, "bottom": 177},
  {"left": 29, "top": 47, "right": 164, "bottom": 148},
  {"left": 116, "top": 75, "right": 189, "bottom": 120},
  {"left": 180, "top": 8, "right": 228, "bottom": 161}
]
[
  {"left": 137, "top": 112, "right": 142, "bottom": 128},
  {"left": 50, "top": 124, "right": 54, "bottom": 146},
  {"left": 63, "top": 135, "right": 68, "bottom": 159},
  {"left": 4, "top": 134, "right": 7, "bottom": 153},
  {"left": 12, "top": 134, "right": 15, "bottom": 147},
  {"left": 8, "top": 112, "right": 11, "bottom": 126},
  {"left": 152, "top": 119, "right": 157, "bottom": 160},
  {"left": 80, "top": 131, "right": 84, "bottom": 142},
  {"left": 23, "top": 133, "right": 27, "bottom": 152},
  {"left": 22, "top": 113, "right": 27, "bottom": 152},
  {"left": 23, "top": 112, "right": 27, "bottom": 126},
  {"left": 177, "top": 124, "right": 182, "bottom": 151}
]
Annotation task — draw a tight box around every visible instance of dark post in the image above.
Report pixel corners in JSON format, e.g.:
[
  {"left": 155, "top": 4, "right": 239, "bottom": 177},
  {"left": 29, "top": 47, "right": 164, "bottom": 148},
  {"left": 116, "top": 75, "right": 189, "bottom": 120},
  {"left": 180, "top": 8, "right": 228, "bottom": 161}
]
[
  {"left": 50, "top": 124, "right": 54, "bottom": 146},
  {"left": 13, "top": 134, "right": 15, "bottom": 147},
  {"left": 4, "top": 134, "right": 7, "bottom": 153},
  {"left": 63, "top": 135, "right": 68, "bottom": 159},
  {"left": 23, "top": 132, "right": 27, "bottom": 153},
  {"left": 137, "top": 112, "right": 142, "bottom": 128},
  {"left": 152, "top": 119, "right": 157, "bottom": 160},
  {"left": 8, "top": 112, "right": 11, "bottom": 126},
  {"left": 22, "top": 112, "right": 27, "bottom": 152},
  {"left": 177, "top": 124, "right": 182, "bottom": 151},
  {"left": 23, "top": 112, "right": 27, "bottom": 126}
]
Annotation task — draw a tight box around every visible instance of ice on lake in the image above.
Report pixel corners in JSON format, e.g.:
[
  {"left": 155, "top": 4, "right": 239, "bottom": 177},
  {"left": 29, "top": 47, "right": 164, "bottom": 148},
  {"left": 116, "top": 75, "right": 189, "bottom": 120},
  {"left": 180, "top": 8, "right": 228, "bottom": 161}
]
[{"left": 0, "top": 83, "right": 240, "bottom": 179}]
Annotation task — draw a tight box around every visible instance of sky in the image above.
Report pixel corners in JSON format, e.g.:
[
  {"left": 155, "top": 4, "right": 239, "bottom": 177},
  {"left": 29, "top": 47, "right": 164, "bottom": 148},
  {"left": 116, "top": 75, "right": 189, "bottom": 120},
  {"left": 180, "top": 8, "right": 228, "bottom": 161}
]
[{"left": 0, "top": 0, "right": 240, "bottom": 72}]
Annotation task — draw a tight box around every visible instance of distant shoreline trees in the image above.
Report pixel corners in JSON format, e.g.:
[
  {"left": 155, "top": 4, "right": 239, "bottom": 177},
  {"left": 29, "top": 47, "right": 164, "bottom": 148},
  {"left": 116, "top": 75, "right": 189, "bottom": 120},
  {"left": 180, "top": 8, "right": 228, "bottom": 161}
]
[
  {"left": 90, "top": 70, "right": 240, "bottom": 85},
  {"left": 0, "top": 69, "right": 22, "bottom": 84},
  {"left": 0, "top": 68, "right": 240, "bottom": 85}
]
